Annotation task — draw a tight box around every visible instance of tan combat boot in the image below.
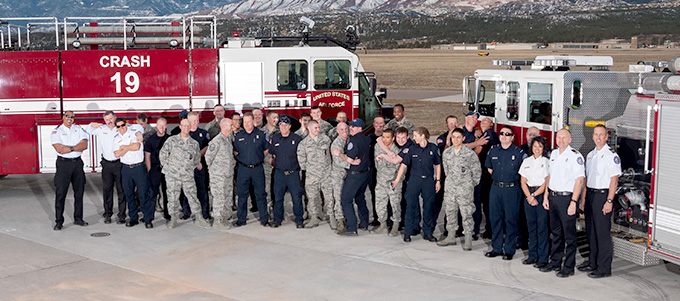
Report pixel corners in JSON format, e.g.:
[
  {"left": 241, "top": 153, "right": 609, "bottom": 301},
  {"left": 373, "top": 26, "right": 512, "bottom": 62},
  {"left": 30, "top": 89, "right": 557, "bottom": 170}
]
[
  {"left": 336, "top": 218, "right": 346, "bottom": 233},
  {"left": 437, "top": 234, "right": 457, "bottom": 246},
  {"left": 463, "top": 233, "right": 473, "bottom": 251},
  {"left": 194, "top": 215, "right": 212, "bottom": 228},
  {"left": 166, "top": 215, "right": 178, "bottom": 229},
  {"left": 305, "top": 216, "right": 321, "bottom": 228},
  {"left": 213, "top": 217, "right": 232, "bottom": 230},
  {"left": 329, "top": 215, "right": 338, "bottom": 230},
  {"left": 370, "top": 222, "right": 387, "bottom": 234},
  {"left": 388, "top": 224, "right": 399, "bottom": 237}
]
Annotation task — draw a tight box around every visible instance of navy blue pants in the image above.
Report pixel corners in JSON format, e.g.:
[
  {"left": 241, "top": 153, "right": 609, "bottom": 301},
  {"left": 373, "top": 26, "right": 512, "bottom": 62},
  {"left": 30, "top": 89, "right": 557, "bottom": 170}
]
[
  {"left": 585, "top": 189, "right": 613, "bottom": 274},
  {"left": 54, "top": 158, "right": 86, "bottom": 225},
  {"left": 179, "top": 167, "right": 210, "bottom": 219},
  {"left": 237, "top": 164, "right": 268, "bottom": 223},
  {"left": 122, "top": 164, "right": 154, "bottom": 223},
  {"left": 548, "top": 194, "right": 578, "bottom": 272},
  {"left": 273, "top": 169, "right": 303, "bottom": 224},
  {"left": 341, "top": 171, "right": 371, "bottom": 233},
  {"left": 405, "top": 176, "right": 436, "bottom": 237},
  {"left": 148, "top": 166, "right": 169, "bottom": 220},
  {"left": 489, "top": 184, "right": 521, "bottom": 255},
  {"left": 101, "top": 158, "right": 126, "bottom": 220},
  {"left": 524, "top": 190, "right": 549, "bottom": 263}
]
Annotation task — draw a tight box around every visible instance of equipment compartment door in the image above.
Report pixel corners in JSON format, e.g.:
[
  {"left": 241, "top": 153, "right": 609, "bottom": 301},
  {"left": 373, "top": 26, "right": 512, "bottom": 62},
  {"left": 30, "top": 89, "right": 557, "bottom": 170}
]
[{"left": 650, "top": 100, "right": 680, "bottom": 261}]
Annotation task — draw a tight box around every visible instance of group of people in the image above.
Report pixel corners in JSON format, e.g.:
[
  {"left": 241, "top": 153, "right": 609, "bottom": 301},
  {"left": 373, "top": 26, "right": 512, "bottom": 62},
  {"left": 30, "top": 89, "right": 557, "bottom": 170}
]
[{"left": 51, "top": 103, "right": 619, "bottom": 279}]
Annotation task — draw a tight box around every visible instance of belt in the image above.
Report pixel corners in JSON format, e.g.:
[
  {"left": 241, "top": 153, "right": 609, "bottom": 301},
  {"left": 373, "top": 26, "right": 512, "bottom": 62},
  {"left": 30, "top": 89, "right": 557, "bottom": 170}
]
[
  {"left": 550, "top": 190, "right": 572, "bottom": 197},
  {"left": 588, "top": 188, "right": 608, "bottom": 194},
  {"left": 278, "top": 168, "right": 300, "bottom": 175},
  {"left": 102, "top": 158, "right": 120, "bottom": 163},
  {"left": 239, "top": 162, "right": 263, "bottom": 168},
  {"left": 528, "top": 186, "right": 541, "bottom": 190},
  {"left": 347, "top": 169, "right": 370, "bottom": 175},
  {"left": 122, "top": 162, "right": 144, "bottom": 168},
  {"left": 494, "top": 181, "right": 518, "bottom": 188},
  {"left": 57, "top": 157, "right": 81, "bottom": 162}
]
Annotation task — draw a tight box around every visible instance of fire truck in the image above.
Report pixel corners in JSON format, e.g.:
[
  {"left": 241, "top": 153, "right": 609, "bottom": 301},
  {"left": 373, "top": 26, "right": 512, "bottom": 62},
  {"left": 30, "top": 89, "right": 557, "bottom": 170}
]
[
  {"left": 0, "top": 16, "right": 387, "bottom": 176},
  {"left": 463, "top": 55, "right": 680, "bottom": 266}
]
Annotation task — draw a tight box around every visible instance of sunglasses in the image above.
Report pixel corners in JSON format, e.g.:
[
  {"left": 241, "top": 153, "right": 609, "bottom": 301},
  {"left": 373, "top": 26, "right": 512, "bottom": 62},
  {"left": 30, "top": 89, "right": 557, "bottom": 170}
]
[
  {"left": 116, "top": 123, "right": 127, "bottom": 128},
  {"left": 64, "top": 114, "right": 75, "bottom": 119},
  {"left": 500, "top": 132, "right": 514, "bottom": 136}
]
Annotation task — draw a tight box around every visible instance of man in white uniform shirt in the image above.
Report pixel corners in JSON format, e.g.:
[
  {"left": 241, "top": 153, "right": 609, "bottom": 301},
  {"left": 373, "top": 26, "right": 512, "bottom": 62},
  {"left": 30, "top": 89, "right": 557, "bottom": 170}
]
[
  {"left": 579, "top": 124, "right": 621, "bottom": 278},
  {"left": 86, "top": 111, "right": 127, "bottom": 224},
  {"left": 540, "top": 128, "right": 585, "bottom": 278},
  {"left": 113, "top": 118, "right": 155, "bottom": 228},
  {"left": 51, "top": 110, "right": 90, "bottom": 230}
]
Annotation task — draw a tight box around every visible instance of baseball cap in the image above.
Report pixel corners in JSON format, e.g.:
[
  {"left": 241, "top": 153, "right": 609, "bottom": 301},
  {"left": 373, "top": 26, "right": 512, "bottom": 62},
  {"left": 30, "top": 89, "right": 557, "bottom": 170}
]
[
  {"left": 348, "top": 118, "right": 364, "bottom": 128},
  {"left": 279, "top": 116, "right": 291, "bottom": 125},
  {"left": 179, "top": 110, "right": 189, "bottom": 119},
  {"left": 465, "top": 111, "right": 480, "bottom": 118}
]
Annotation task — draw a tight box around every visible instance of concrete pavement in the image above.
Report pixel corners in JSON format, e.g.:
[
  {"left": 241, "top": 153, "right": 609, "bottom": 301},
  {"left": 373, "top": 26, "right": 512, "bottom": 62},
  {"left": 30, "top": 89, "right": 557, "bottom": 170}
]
[{"left": 1, "top": 173, "right": 678, "bottom": 300}]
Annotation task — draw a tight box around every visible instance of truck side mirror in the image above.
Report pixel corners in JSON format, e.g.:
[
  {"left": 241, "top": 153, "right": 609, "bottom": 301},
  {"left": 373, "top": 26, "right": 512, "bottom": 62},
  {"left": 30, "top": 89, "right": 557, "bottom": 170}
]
[{"left": 369, "top": 78, "right": 377, "bottom": 96}]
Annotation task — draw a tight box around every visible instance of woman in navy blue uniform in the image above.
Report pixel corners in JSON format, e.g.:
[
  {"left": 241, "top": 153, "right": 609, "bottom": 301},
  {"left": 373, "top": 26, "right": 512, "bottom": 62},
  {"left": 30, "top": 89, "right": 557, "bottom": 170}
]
[{"left": 392, "top": 127, "right": 441, "bottom": 242}]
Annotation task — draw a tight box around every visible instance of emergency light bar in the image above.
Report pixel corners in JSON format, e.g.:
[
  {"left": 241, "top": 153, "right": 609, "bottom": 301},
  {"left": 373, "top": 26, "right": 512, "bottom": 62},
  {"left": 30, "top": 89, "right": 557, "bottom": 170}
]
[
  {"left": 534, "top": 55, "right": 613, "bottom": 67},
  {"left": 492, "top": 60, "right": 534, "bottom": 66}
]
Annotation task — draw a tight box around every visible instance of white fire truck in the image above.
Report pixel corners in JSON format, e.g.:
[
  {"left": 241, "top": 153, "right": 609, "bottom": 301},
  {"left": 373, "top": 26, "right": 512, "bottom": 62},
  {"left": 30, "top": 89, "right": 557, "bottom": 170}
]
[
  {"left": 463, "top": 55, "right": 680, "bottom": 266},
  {"left": 0, "top": 16, "right": 387, "bottom": 176}
]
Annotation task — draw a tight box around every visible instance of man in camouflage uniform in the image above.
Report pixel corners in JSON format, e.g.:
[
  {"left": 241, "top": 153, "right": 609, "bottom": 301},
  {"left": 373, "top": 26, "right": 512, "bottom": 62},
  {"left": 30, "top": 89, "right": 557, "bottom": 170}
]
[
  {"left": 206, "top": 118, "right": 236, "bottom": 229},
  {"left": 385, "top": 104, "right": 415, "bottom": 138},
  {"left": 160, "top": 118, "right": 208, "bottom": 228},
  {"left": 205, "top": 104, "right": 225, "bottom": 141},
  {"left": 438, "top": 128, "right": 481, "bottom": 250},
  {"left": 371, "top": 128, "right": 403, "bottom": 236},
  {"left": 261, "top": 110, "right": 279, "bottom": 219},
  {"left": 297, "top": 120, "right": 334, "bottom": 228},
  {"left": 295, "top": 112, "right": 311, "bottom": 139},
  {"left": 310, "top": 105, "right": 335, "bottom": 140},
  {"left": 330, "top": 122, "right": 350, "bottom": 231}
]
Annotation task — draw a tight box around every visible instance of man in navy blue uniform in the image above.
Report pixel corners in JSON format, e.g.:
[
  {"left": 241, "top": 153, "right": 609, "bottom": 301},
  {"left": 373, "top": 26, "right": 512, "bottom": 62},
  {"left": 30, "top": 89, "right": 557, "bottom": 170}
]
[
  {"left": 268, "top": 116, "right": 304, "bottom": 228},
  {"left": 144, "top": 117, "right": 170, "bottom": 220},
  {"left": 392, "top": 127, "right": 442, "bottom": 243},
  {"left": 233, "top": 112, "right": 270, "bottom": 227},
  {"left": 335, "top": 118, "right": 371, "bottom": 236},
  {"left": 484, "top": 126, "right": 524, "bottom": 260}
]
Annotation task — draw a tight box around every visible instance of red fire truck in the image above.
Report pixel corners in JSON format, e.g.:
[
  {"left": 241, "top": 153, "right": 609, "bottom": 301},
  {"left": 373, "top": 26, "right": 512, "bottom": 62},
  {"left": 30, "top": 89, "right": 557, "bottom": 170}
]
[
  {"left": 0, "top": 16, "right": 387, "bottom": 176},
  {"left": 463, "top": 55, "right": 680, "bottom": 266}
]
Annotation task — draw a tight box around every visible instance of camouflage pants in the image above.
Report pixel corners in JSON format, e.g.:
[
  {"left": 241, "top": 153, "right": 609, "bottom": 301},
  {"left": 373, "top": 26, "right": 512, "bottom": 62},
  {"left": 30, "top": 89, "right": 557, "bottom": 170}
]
[
  {"left": 330, "top": 170, "right": 345, "bottom": 219},
  {"left": 375, "top": 179, "right": 402, "bottom": 223},
  {"left": 444, "top": 184, "right": 475, "bottom": 235},
  {"left": 264, "top": 162, "right": 274, "bottom": 211},
  {"left": 166, "top": 177, "right": 200, "bottom": 218},
  {"left": 210, "top": 174, "right": 233, "bottom": 219},
  {"left": 305, "top": 174, "right": 334, "bottom": 217}
]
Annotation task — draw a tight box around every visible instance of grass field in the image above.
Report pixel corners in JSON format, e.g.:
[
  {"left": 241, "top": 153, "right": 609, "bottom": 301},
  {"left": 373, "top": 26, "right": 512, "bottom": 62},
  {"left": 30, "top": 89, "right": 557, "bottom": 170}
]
[
  {"left": 359, "top": 48, "right": 680, "bottom": 91},
  {"left": 361, "top": 48, "right": 680, "bottom": 134}
]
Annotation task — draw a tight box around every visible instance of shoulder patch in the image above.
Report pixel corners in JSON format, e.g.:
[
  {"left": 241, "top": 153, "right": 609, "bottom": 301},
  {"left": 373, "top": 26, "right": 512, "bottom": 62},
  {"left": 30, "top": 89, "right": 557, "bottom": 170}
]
[
  {"left": 209, "top": 144, "right": 215, "bottom": 151},
  {"left": 614, "top": 156, "right": 620, "bottom": 164},
  {"left": 577, "top": 157, "right": 584, "bottom": 165},
  {"left": 347, "top": 142, "right": 354, "bottom": 150},
  {"left": 402, "top": 148, "right": 409, "bottom": 154},
  {"left": 436, "top": 138, "right": 443, "bottom": 144}
]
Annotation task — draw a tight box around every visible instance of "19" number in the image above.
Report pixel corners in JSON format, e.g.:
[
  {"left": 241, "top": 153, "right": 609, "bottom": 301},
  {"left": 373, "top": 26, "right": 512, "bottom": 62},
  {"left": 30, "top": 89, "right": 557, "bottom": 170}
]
[{"left": 110, "top": 72, "right": 140, "bottom": 93}]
